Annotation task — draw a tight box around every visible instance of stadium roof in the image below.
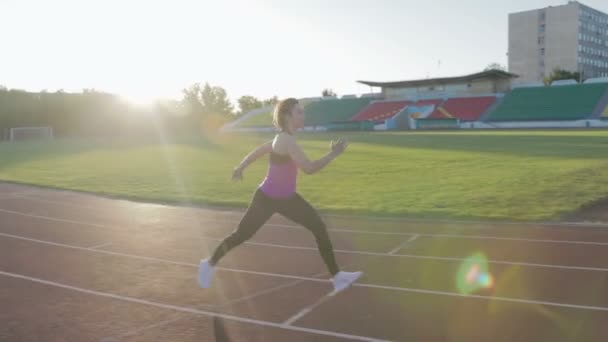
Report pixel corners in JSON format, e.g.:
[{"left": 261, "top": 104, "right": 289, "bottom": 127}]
[{"left": 357, "top": 69, "right": 518, "bottom": 88}]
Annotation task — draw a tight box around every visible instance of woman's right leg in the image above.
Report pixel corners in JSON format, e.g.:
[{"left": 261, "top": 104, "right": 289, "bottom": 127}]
[
  {"left": 209, "top": 189, "right": 275, "bottom": 265},
  {"left": 276, "top": 193, "right": 340, "bottom": 276}
]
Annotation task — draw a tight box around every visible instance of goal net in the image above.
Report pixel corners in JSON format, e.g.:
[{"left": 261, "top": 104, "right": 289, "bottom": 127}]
[{"left": 9, "top": 126, "right": 54, "bottom": 142}]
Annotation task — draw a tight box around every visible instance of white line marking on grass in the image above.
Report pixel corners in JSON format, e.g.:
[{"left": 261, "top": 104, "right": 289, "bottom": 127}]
[
  {"left": 87, "top": 242, "right": 112, "bottom": 250},
  {"left": 0, "top": 270, "right": 387, "bottom": 342},
  {"left": 2, "top": 232, "right": 608, "bottom": 313},
  {"left": 388, "top": 234, "right": 419, "bottom": 255},
  {"left": 2, "top": 205, "right": 608, "bottom": 247}
]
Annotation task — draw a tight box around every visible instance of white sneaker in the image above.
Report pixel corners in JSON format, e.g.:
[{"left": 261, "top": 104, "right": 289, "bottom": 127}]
[
  {"left": 198, "top": 259, "right": 215, "bottom": 288},
  {"left": 331, "top": 271, "right": 363, "bottom": 294}
]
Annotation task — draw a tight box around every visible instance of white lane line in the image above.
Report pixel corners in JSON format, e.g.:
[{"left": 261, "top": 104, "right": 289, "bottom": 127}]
[
  {"left": 99, "top": 315, "right": 185, "bottom": 342},
  {"left": 197, "top": 237, "right": 608, "bottom": 272},
  {"left": 388, "top": 234, "right": 420, "bottom": 255},
  {"left": 10, "top": 190, "right": 608, "bottom": 229},
  {"left": 2, "top": 232, "right": 608, "bottom": 313},
  {"left": 283, "top": 291, "right": 336, "bottom": 326},
  {"left": 0, "top": 270, "right": 387, "bottom": 342},
  {"left": 217, "top": 270, "right": 328, "bottom": 308},
  {"left": 262, "top": 220, "right": 608, "bottom": 245},
  {"left": 0, "top": 207, "right": 110, "bottom": 228},
  {"left": 3, "top": 216, "right": 608, "bottom": 273},
  {"left": 323, "top": 212, "right": 608, "bottom": 228},
  {"left": 3, "top": 203, "right": 608, "bottom": 246},
  {"left": 87, "top": 242, "right": 112, "bottom": 250},
  {"left": 9, "top": 194, "right": 104, "bottom": 211}
]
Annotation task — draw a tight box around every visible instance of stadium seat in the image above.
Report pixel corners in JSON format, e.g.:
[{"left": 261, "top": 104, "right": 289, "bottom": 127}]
[
  {"left": 415, "top": 99, "right": 443, "bottom": 106},
  {"left": 350, "top": 101, "right": 411, "bottom": 122},
  {"left": 303, "top": 98, "right": 373, "bottom": 126},
  {"left": 486, "top": 83, "right": 608, "bottom": 121},
  {"left": 429, "top": 97, "right": 496, "bottom": 121}
]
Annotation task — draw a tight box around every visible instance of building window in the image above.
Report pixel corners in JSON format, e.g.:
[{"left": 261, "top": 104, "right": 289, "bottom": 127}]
[
  {"left": 540, "top": 47, "right": 545, "bottom": 56},
  {"left": 539, "top": 24, "right": 545, "bottom": 33}
]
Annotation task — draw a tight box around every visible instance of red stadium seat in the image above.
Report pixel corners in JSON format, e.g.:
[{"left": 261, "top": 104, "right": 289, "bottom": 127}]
[{"left": 351, "top": 101, "right": 412, "bottom": 122}]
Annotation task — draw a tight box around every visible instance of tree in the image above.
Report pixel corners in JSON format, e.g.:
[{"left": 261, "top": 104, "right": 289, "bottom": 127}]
[
  {"left": 322, "top": 88, "right": 337, "bottom": 97},
  {"left": 544, "top": 68, "right": 582, "bottom": 85},
  {"left": 237, "top": 95, "right": 263, "bottom": 116},
  {"left": 262, "top": 96, "right": 279, "bottom": 107},
  {"left": 202, "top": 83, "right": 234, "bottom": 117},
  {"left": 484, "top": 63, "right": 507, "bottom": 72},
  {"left": 181, "top": 82, "right": 235, "bottom": 135},
  {"left": 181, "top": 82, "right": 234, "bottom": 118},
  {"left": 182, "top": 83, "right": 205, "bottom": 118}
]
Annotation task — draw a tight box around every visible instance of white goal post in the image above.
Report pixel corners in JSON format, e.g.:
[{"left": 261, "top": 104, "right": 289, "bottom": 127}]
[{"left": 9, "top": 126, "right": 54, "bottom": 142}]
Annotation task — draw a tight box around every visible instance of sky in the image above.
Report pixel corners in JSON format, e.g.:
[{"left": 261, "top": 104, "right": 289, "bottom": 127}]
[{"left": 1, "top": 0, "right": 607, "bottom": 104}]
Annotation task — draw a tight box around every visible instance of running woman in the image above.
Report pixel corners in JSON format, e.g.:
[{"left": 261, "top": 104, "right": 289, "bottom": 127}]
[{"left": 198, "top": 98, "right": 363, "bottom": 294}]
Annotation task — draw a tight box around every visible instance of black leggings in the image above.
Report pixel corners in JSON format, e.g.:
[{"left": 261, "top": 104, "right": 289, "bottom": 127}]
[{"left": 210, "top": 189, "right": 340, "bottom": 275}]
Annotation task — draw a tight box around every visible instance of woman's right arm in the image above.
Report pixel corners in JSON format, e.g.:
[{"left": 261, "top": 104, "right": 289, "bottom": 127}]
[
  {"left": 286, "top": 137, "right": 348, "bottom": 175},
  {"left": 231, "top": 140, "right": 273, "bottom": 181}
]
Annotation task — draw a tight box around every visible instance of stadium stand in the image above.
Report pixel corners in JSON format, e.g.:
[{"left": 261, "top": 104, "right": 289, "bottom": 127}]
[
  {"left": 428, "top": 96, "right": 496, "bottom": 121},
  {"left": 414, "top": 99, "right": 443, "bottom": 107},
  {"left": 415, "top": 118, "right": 460, "bottom": 129},
  {"left": 303, "top": 98, "right": 373, "bottom": 126},
  {"left": 486, "top": 83, "right": 608, "bottom": 121},
  {"left": 350, "top": 101, "right": 411, "bottom": 122}
]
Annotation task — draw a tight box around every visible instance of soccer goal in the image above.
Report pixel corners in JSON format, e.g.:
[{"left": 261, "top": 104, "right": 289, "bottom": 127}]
[{"left": 9, "top": 126, "right": 54, "bottom": 142}]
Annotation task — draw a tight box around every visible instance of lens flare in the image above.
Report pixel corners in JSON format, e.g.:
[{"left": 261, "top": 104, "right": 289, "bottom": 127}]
[{"left": 457, "top": 252, "right": 494, "bottom": 295}]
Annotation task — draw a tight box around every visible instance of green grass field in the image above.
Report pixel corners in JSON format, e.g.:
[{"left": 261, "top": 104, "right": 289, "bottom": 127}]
[{"left": 1, "top": 130, "right": 608, "bottom": 221}]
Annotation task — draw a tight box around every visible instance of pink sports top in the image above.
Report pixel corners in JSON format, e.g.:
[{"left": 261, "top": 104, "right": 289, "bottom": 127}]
[{"left": 258, "top": 151, "right": 298, "bottom": 199}]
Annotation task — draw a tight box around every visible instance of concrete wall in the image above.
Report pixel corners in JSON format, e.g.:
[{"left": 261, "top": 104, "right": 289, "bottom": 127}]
[
  {"left": 510, "top": 2, "right": 608, "bottom": 82},
  {"left": 544, "top": 4, "right": 579, "bottom": 76},
  {"left": 385, "top": 79, "right": 510, "bottom": 100},
  {"left": 509, "top": 9, "right": 541, "bottom": 83},
  {"left": 463, "top": 119, "right": 608, "bottom": 129}
]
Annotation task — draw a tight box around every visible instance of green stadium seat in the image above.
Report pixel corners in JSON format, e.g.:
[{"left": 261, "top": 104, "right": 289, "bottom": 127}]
[
  {"left": 486, "top": 83, "right": 608, "bottom": 121},
  {"left": 303, "top": 98, "right": 373, "bottom": 126}
]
